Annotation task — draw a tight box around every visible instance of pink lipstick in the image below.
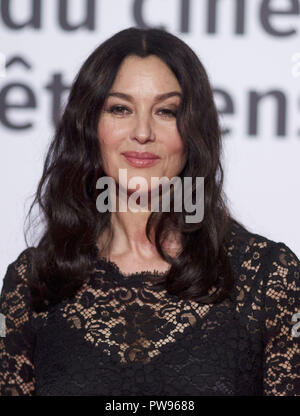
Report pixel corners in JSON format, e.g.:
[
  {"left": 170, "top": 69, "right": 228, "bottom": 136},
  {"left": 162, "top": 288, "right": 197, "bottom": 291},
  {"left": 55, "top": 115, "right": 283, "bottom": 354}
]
[{"left": 121, "top": 151, "right": 160, "bottom": 168}]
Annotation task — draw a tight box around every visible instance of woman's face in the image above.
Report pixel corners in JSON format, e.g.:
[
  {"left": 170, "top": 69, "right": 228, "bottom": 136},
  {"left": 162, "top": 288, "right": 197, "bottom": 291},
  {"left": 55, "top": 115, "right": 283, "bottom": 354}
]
[{"left": 97, "top": 54, "right": 187, "bottom": 195}]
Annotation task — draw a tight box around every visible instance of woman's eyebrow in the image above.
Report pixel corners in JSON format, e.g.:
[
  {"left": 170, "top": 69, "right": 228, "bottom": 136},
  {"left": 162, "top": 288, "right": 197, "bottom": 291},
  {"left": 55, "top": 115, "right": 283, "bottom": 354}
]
[{"left": 107, "top": 91, "right": 182, "bottom": 102}]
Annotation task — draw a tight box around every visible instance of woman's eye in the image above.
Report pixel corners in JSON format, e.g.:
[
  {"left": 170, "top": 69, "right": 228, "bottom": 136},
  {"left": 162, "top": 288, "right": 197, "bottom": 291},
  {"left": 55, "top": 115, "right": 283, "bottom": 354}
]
[
  {"left": 108, "top": 105, "right": 130, "bottom": 115},
  {"left": 158, "top": 109, "right": 177, "bottom": 117}
]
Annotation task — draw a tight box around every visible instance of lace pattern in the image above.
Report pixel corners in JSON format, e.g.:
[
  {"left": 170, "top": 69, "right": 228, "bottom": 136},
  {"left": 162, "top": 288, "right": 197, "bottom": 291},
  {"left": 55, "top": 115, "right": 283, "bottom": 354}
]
[{"left": 0, "top": 224, "right": 299, "bottom": 396}]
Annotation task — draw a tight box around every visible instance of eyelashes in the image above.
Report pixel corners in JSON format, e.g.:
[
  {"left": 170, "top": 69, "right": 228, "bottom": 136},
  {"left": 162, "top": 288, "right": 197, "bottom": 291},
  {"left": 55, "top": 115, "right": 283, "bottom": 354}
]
[{"left": 105, "top": 105, "right": 177, "bottom": 118}]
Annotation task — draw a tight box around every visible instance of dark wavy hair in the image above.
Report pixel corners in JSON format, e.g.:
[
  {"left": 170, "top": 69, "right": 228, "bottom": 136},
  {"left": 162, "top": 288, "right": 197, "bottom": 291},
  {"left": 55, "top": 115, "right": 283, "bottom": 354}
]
[{"left": 25, "top": 27, "right": 248, "bottom": 312}]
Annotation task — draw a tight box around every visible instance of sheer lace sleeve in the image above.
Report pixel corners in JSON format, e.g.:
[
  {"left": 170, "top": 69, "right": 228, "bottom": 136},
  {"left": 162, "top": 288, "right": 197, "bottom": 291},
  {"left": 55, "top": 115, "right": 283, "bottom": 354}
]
[
  {"left": 0, "top": 248, "right": 36, "bottom": 396},
  {"left": 262, "top": 242, "right": 300, "bottom": 396}
]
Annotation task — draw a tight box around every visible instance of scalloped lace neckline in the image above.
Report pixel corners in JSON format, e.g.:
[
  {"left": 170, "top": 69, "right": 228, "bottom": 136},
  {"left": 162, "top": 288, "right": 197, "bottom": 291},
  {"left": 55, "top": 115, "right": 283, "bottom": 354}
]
[{"left": 95, "top": 255, "right": 170, "bottom": 279}]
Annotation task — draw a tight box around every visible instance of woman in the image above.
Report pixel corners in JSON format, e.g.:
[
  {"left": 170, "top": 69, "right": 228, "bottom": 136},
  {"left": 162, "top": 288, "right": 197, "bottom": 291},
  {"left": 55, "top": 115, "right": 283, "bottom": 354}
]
[{"left": 0, "top": 27, "right": 299, "bottom": 396}]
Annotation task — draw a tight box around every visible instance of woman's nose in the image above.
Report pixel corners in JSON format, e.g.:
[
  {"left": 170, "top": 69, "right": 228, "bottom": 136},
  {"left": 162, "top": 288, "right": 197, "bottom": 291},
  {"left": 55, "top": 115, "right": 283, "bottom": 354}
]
[{"left": 131, "top": 113, "right": 155, "bottom": 143}]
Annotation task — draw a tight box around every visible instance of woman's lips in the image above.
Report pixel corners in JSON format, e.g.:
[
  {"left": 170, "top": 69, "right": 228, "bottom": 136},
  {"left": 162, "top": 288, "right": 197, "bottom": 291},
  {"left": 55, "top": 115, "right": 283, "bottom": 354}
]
[
  {"left": 121, "top": 152, "right": 161, "bottom": 168},
  {"left": 122, "top": 151, "right": 160, "bottom": 159}
]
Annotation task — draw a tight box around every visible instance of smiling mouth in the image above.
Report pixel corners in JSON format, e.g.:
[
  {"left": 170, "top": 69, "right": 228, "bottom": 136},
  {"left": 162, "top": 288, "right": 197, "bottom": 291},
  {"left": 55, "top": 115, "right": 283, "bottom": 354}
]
[
  {"left": 121, "top": 151, "right": 160, "bottom": 160},
  {"left": 121, "top": 153, "right": 161, "bottom": 168}
]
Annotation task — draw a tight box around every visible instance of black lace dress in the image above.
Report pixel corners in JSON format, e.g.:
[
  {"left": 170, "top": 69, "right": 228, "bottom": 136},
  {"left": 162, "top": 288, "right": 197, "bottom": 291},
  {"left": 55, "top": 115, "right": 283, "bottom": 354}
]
[{"left": 0, "top": 223, "right": 299, "bottom": 396}]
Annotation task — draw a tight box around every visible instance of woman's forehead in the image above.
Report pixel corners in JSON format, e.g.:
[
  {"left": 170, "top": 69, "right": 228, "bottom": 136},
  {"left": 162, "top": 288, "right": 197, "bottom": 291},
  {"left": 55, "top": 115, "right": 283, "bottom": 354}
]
[{"left": 112, "top": 55, "right": 181, "bottom": 86}]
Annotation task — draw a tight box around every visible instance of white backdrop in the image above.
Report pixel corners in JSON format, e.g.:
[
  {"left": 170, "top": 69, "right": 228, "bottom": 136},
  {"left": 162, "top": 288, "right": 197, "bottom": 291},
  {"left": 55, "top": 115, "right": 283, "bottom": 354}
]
[{"left": 0, "top": 0, "right": 300, "bottom": 284}]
